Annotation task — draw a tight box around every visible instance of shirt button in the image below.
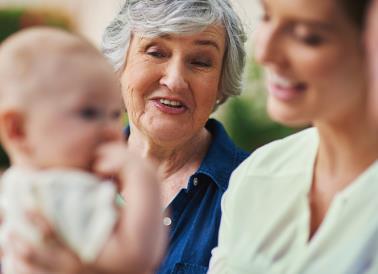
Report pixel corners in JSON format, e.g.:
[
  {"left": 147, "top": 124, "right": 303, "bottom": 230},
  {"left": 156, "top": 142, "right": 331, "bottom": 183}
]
[
  {"left": 163, "top": 217, "right": 172, "bottom": 226},
  {"left": 193, "top": 177, "right": 199, "bottom": 186}
]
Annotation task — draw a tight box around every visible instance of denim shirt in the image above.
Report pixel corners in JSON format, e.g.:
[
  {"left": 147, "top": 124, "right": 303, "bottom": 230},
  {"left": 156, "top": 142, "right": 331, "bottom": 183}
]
[{"left": 152, "top": 119, "right": 249, "bottom": 274}]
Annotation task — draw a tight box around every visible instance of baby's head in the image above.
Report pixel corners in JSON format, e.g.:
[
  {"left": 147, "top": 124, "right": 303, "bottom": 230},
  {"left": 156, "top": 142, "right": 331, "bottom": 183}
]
[{"left": 0, "top": 27, "right": 124, "bottom": 171}]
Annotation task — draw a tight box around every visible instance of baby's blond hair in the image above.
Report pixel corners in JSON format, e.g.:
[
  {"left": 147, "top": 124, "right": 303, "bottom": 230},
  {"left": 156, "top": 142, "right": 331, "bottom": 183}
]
[{"left": 0, "top": 27, "right": 105, "bottom": 111}]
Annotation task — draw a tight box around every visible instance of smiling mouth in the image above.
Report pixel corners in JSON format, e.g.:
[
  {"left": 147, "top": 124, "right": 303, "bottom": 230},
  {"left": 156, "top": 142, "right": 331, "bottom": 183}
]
[
  {"left": 159, "top": 99, "right": 184, "bottom": 108},
  {"left": 266, "top": 71, "right": 307, "bottom": 101},
  {"left": 152, "top": 98, "right": 187, "bottom": 114}
]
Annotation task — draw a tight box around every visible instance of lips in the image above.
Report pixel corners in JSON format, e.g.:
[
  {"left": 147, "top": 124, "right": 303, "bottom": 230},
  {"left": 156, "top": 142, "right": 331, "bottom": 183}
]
[
  {"left": 266, "top": 71, "right": 307, "bottom": 101},
  {"left": 159, "top": 98, "right": 184, "bottom": 108},
  {"left": 151, "top": 97, "right": 187, "bottom": 114}
]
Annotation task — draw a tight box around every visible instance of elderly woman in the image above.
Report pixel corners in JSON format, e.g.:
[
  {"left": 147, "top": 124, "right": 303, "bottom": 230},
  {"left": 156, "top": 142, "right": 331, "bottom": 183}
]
[
  {"left": 208, "top": 0, "right": 378, "bottom": 273},
  {"left": 6, "top": 1, "right": 248, "bottom": 273}
]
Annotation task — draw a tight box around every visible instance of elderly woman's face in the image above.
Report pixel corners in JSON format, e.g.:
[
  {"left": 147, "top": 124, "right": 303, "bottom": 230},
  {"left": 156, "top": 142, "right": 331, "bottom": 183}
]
[
  {"left": 120, "top": 25, "right": 225, "bottom": 144},
  {"left": 254, "top": 0, "right": 367, "bottom": 126}
]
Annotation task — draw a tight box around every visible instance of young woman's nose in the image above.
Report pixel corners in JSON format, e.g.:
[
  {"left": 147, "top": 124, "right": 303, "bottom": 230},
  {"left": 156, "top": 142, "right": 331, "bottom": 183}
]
[
  {"left": 159, "top": 58, "right": 189, "bottom": 92},
  {"left": 254, "top": 24, "right": 284, "bottom": 67}
]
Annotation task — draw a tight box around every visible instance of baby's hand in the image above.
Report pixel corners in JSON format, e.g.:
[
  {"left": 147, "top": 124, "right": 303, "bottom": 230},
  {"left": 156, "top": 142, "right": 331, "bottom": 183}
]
[
  {"left": 91, "top": 142, "right": 166, "bottom": 273},
  {"left": 93, "top": 141, "right": 158, "bottom": 197}
]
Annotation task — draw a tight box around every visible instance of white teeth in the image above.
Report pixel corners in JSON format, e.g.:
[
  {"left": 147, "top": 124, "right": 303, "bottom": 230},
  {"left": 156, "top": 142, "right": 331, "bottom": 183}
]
[
  {"left": 267, "top": 70, "right": 295, "bottom": 87},
  {"left": 159, "top": 99, "right": 183, "bottom": 107}
]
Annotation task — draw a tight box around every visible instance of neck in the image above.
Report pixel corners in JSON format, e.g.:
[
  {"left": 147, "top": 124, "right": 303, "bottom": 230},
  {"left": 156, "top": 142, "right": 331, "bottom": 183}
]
[
  {"left": 314, "top": 110, "right": 378, "bottom": 191},
  {"left": 127, "top": 126, "right": 211, "bottom": 182},
  {"left": 9, "top": 153, "right": 35, "bottom": 170}
]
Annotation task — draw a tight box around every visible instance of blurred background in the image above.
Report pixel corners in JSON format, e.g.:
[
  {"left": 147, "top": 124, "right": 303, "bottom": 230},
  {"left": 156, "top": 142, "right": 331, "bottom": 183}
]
[{"left": 0, "top": 0, "right": 299, "bottom": 168}]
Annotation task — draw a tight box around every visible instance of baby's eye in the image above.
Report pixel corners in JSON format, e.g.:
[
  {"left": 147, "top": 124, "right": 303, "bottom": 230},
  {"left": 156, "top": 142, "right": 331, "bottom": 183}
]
[
  {"left": 111, "top": 109, "right": 122, "bottom": 120},
  {"left": 79, "top": 107, "right": 102, "bottom": 120}
]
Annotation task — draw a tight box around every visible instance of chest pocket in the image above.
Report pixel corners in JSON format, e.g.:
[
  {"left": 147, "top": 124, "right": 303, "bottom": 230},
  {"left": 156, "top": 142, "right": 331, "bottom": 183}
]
[{"left": 170, "top": 263, "right": 208, "bottom": 274}]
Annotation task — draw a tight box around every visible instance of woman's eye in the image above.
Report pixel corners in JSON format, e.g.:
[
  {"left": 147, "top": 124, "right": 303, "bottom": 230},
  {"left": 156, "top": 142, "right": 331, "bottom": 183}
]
[
  {"left": 146, "top": 49, "right": 166, "bottom": 58},
  {"left": 300, "top": 34, "right": 324, "bottom": 47},
  {"left": 292, "top": 26, "right": 325, "bottom": 47},
  {"left": 79, "top": 107, "right": 102, "bottom": 120},
  {"left": 191, "top": 59, "right": 212, "bottom": 68}
]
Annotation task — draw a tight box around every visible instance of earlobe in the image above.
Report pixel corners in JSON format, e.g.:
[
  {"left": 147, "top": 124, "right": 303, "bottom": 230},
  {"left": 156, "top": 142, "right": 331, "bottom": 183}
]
[
  {"left": 216, "top": 94, "right": 224, "bottom": 105},
  {"left": 0, "top": 110, "right": 26, "bottom": 143}
]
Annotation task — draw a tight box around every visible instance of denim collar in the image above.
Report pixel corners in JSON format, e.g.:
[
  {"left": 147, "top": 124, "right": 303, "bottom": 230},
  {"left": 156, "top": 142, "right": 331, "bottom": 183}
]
[
  {"left": 124, "top": 118, "right": 248, "bottom": 192},
  {"left": 195, "top": 119, "right": 247, "bottom": 191}
]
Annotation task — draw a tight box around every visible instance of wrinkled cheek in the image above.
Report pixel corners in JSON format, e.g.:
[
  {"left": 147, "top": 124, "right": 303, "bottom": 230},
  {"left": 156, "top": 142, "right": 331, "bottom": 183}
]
[
  {"left": 122, "top": 86, "right": 143, "bottom": 123},
  {"left": 122, "top": 85, "right": 138, "bottom": 113}
]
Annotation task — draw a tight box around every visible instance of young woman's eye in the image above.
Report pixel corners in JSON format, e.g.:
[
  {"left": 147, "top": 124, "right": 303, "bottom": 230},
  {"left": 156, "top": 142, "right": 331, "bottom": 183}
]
[
  {"left": 79, "top": 107, "right": 102, "bottom": 120},
  {"left": 292, "top": 26, "right": 325, "bottom": 47},
  {"left": 300, "top": 34, "right": 325, "bottom": 47}
]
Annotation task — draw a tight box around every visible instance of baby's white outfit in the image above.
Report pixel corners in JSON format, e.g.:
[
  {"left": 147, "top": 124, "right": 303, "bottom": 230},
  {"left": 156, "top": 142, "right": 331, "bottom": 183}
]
[{"left": 0, "top": 167, "right": 117, "bottom": 272}]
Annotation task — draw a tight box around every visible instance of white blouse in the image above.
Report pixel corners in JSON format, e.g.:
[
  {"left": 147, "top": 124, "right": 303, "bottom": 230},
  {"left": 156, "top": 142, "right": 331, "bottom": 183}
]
[{"left": 208, "top": 128, "right": 378, "bottom": 274}]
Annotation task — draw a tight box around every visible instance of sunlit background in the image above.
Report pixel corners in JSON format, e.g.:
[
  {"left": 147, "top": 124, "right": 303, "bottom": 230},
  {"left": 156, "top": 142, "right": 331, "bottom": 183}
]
[{"left": 0, "top": 0, "right": 298, "bottom": 167}]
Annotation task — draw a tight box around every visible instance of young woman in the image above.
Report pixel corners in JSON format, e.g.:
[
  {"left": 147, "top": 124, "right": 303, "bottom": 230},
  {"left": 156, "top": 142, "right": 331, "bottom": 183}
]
[{"left": 209, "top": 0, "right": 378, "bottom": 273}]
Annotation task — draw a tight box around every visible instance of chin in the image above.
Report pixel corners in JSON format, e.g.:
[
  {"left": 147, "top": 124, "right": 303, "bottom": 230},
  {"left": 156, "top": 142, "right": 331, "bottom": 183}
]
[
  {"left": 267, "top": 102, "right": 311, "bottom": 128},
  {"left": 147, "top": 123, "right": 189, "bottom": 144}
]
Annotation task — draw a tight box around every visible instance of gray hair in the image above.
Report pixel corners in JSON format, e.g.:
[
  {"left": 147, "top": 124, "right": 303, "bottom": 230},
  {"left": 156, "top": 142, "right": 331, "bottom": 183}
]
[{"left": 102, "top": 0, "right": 247, "bottom": 105}]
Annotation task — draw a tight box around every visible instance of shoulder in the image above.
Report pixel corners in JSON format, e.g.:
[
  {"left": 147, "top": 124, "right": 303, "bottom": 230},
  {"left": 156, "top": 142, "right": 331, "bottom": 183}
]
[
  {"left": 1, "top": 167, "right": 34, "bottom": 191},
  {"left": 226, "top": 127, "right": 318, "bottom": 198},
  {"left": 235, "top": 127, "right": 317, "bottom": 178},
  {"left": 222, "top": 128, "right": 318, "bottom": 225}
]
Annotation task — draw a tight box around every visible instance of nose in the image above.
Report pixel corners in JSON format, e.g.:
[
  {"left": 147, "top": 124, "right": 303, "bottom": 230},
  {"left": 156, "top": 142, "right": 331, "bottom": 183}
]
[
  {"left": 254, "top": 23, "right": 284, "bottom": 67},
  {"left": 159, "top": 57, "right": 189, "bottom": 92}
]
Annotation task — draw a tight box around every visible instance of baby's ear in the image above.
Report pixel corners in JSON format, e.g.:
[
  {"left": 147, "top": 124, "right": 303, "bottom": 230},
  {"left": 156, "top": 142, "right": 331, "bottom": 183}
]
[{"left": 0, "top": 110, "right": 26, "bottom": 146}]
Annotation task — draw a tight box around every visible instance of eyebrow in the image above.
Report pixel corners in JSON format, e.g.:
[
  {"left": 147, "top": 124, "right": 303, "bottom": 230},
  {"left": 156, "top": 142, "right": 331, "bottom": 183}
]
[
  {"left": 294, "top": 20, "right": 336, "bottom": 33},
  {"left": 158, "top": 34, "right": 221, "bottom": 51},
  {"left": 194, "top": 40, "right": 221, "bottom": 51}
]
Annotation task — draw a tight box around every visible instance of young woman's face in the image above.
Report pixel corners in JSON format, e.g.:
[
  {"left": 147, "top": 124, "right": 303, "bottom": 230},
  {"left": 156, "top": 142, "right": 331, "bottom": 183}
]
[
  {"left": 120, "top": 25, "right": 225, "bottom": 146},
  {"left": 254, "top": 0, "right": 367, "bottom": 127}
]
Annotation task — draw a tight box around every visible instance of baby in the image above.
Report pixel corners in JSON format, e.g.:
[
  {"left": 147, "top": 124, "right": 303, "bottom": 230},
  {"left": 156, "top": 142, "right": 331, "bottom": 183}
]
[{"left": 0, "top": 27, "right": 165, "bottom": 273}]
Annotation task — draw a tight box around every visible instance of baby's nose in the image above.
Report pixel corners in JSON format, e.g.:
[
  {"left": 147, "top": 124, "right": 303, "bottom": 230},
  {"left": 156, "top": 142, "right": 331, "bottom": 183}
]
[{"left": 102, "top": 121, "right": 123, "bottom": 142}]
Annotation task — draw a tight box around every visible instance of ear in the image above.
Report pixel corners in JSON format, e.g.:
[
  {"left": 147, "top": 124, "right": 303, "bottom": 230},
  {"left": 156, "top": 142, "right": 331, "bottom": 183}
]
[{"left": 0, "top": 110, "right": 27, "bottom": 146}]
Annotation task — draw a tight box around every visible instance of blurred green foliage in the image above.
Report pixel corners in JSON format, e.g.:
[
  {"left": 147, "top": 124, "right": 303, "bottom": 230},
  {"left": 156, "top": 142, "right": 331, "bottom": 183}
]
[
  {"left": 0, "top": 146, "right": 7, "bottom": 167},
  {"left": 0, "top": 7, "right": 74, "bottom": 168},
  {"left": 214, "top": 59, "right": 300, "bottom": 152},
  {"left": 0, "top": 9, "right": 23, "bottom": 42}
]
